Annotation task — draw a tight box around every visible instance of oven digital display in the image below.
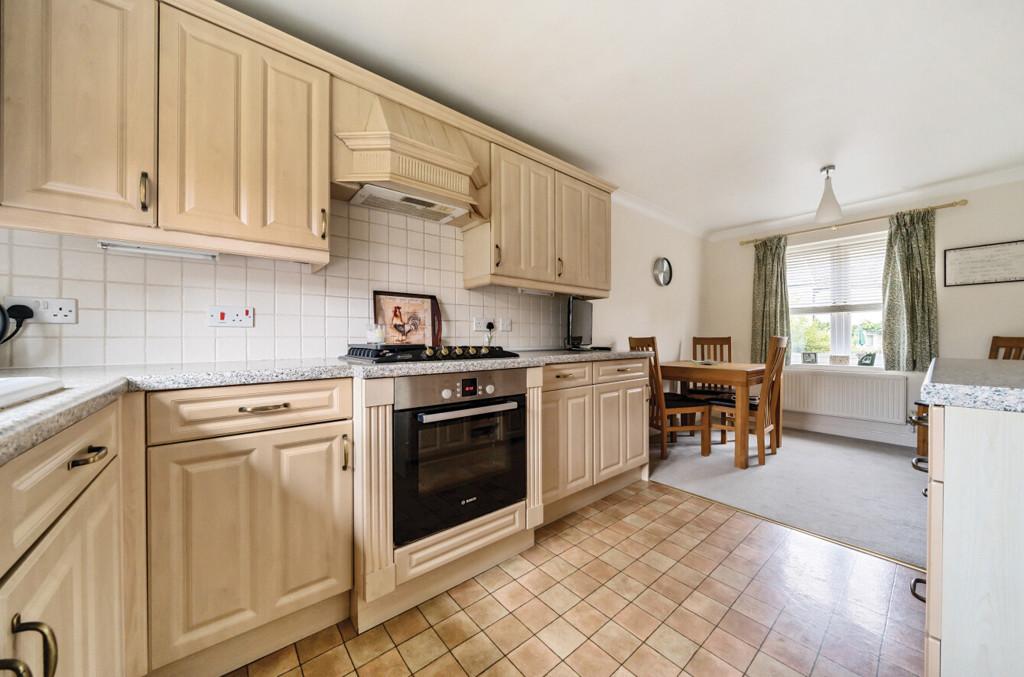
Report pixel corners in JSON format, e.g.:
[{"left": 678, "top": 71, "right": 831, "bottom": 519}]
[{"left": 460, "top": 378, "right": 478, "bottom": 397}]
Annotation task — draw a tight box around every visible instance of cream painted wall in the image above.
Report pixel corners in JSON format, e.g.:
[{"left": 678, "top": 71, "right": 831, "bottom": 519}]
[
  {"left": 700, "top": 179, "right": 1024, "bottom": 363},
  {"left": 591, "top": 201, "right": 702, "bottom": 361}
]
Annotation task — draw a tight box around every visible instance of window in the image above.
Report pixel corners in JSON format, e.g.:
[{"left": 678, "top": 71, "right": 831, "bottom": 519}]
[{"left": 786, "top": 232, "right": 886, "bottom": 367}]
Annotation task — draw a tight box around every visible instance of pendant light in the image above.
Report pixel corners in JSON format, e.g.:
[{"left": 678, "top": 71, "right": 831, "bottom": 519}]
[{"left": 814, "top": 164, "right": 842, "bottom": 224}]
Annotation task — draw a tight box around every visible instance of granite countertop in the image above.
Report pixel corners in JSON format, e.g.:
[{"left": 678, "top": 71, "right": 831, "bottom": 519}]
[
  {"left": 919, "top": 358, "right": 1024, "bottom": 413},
  {"left": 0, "top": 349, "right": 647, "bottom": 466}
]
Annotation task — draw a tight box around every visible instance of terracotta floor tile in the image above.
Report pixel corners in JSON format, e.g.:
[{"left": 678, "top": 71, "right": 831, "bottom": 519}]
[
  {"left": 346, "top": 626, "right": 397, "bottom": 668},
  {"left": 646, "top": 623, "right": 699, "bottom": 668},
  {"left": 606, "top": 572, "right": 647, "bottom": 600},
  {"left": 540, "top": 556, "right": 578, "bottom": 581},
  {"left": 248, "top": 645, "right": 299, "bottom": 677},
  {"left": 596, "top": 527, "right": 628, "bottom": 546},
  {"left": 623, "top": 560, "right": 662, "bottom": 586},
  {"left": 338, "top": 618, "right": 359, "bottom": 641},
  {"left": 507, "top": 636, "right": 561, "bottom": 675},
  {"left": 652, "top": 541, "right": 690, "bottom": 562},
  {"left": 640, "top": 549, "right": 677, "bottom": 573},
  {"left": 547, "top": 661, "right": 578, "bottom": 676},
  {"left": 667, "top": 562, "right": 707, "bottom": 588},
  {"left": 618, "top": 537, "right": 652, "bottom": 558},
  {"left": 623, "top": 643, "right": 681, "bottom": 677},
  {"left": 356, "top": 647, "right": 410, "bottom": 677},
  {"left": 877, "top": 660, "right": 918, "bottom": 677},
  {"left": 563, "top": 600, "right": 608, "bottom": 636},
  {"left": 521, "top": 544, "right": 555, "bottom": 566},
  {"left": 433, "top": 611, "right": 480, "bottom": 649},
  {"left": 582, "top": 558, "right": 620, "bottom": 583},
  {"left": 493, "top": 581, "right": 534, "bottom": 612},
  {"left": 416, "top": 651, "right": 468, "bottom": 677},
  {"left": 499, "top": 554, "right": 535, "bottom": 578},
  {"left": 518, "top": 568, "right": 558, "bottom": 595},
  {"left": 512, "top": 597, "right": 558, "bottom": 633},
  {"left": 682, "top": 591, "right": 728, "bottom": 624},
  {"left": 703, "top": 628, "right": 757, "bottom": 672},
  {"left": 566, "top": 640, "right": 620, "bottom": 677},
  {"left": 449, "top": 579, "right": 490, "bottom": 608},
  {"left": 537, "top": 617, "right": 587, "bottom": 658},
  {"left": 732, "top": 593, "right": 781, "bottom": 627},
  {"left": 476, "top": 566, "right": 515, "bottom": 592},
  {"left": 709, "top": 564, "right": 752, "bottom": 592},
  {"left": 633, "top": 588, "right": 677, "bottom": 621},
  {"left": 385, "top": 608, "right": 431, "bottom": 645},
  {"left": 451, "top": 632, "right": 503, "bottom": 677},
  {"left": 477, "top": 657, "right": 523, "bottom": 677},
  {"left": 599, "top": 547, "right": 636, "bottom": 570},
  {"left": 586, "top": 586, "right": 630, "bottom": 617},
  {"left": 810, "top": 656, "right": 862, "bottom": 676},
  {"left": 418, "top": 593, "right": 460, "bottom": 625},
  {"left": 296, "top": 624, "right": 343, "bottom": 663},
  {"left": 613, "top": 603, "right": 660, "bottom": 640},
  {"left": 746, "top": 651, "right": 804, "bottom": 677},
  {"left": 562, "top": 546, "right": 598, "bottom": 567},
  {"left": 697, "top": 578, "right": 741, "bottom": 606},
  {"left": 683, "top": 647, "right": 742, "bottom": 677},
  {"left": 772, "top": 610, "right": 827, "bottom": 651},
  {"left": 879, "top": 635, "right": 924, "bottom": 676},
  {"left": 539, "top": 583, "right": 582, "bottom": 614},
  {"left": 562, "top": 570, "right": 602, "bottom": 598},
  {"left": 541, "top": 535, "right": 573, "bottom": 555},
  {"left": 398, "top": 628, "right": 448, "bottom": 672},
  {"left": 650, "top": 575, "right": 694, "bottom": 605},
  {"left": 592, "top": 620, "right": 642, "bottom": 662},
  {"left": 665, "top": 606, "right": 715, "bottom": 644},
  {"left": 464, "top": 596, "right": 510, "bottom": 628},
  {"left": 484, "top": 614, "right": 533, "bottom": 654},
  {"left": 300, "top": 644, "right": 354, "bottom": 677},
  {"left": 717, "top": 609, "right": 769, "bottom": 648}
]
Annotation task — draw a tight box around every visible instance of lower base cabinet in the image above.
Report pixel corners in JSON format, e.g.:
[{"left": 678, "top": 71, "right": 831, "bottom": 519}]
[
  {"left": 0, "top": 458, "right": 124, "bottom": 677},
  {"left": 148, "top": 420, "right": 353, "bottom": 668},
  {"left": 594, "top": 379, "right": 649, "bottom": 482}
]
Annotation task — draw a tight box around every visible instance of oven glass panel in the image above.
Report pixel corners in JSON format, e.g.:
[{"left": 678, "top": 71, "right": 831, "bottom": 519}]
[{"left": 393, "top": 394, "right": 526, "bottom": 546}]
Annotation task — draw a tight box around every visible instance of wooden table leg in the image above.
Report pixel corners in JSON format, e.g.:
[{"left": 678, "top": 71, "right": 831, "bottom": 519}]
[{"left": 734, "top": 381, "right": 749, "bottom": 469}]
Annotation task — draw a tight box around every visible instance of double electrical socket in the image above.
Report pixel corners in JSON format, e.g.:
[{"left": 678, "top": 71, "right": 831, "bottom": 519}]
[
  {"left": 3, "top": 296, "right": 78, "bottom": 324},
  {"left": 472, "top": 317, "right": 512, "bottom": 332},
  {"left": 207, "top": 306, "right": 255, "bottom": 328}
]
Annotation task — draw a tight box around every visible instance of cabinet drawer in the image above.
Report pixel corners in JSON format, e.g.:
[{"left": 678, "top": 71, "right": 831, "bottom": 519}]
[
  {"left": 543, "top": 363, "right": 593, "bottom": 391},
  {"left": 593, "top": 359, "right": 648, "bottom": 384},
  {"left": 0, "top": 402, "right": 119, "bottom": 575},
  {"left": 148, "top": 378, "right": 352, "bottom": 445}
]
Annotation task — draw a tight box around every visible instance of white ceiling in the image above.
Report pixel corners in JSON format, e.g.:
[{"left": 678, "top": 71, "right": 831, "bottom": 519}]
[{"left": 222, "top": 0, "right": 1024, "bottom": 234}]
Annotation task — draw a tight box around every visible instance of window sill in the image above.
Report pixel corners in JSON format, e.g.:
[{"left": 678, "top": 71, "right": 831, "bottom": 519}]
[{"left": 786, "top": 363, "right": 889, "bottom": 375}]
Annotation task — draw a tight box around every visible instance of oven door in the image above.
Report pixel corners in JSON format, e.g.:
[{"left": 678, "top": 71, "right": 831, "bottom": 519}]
[{"left": 393, "top": 394, "right": 527, "bottom": 547}]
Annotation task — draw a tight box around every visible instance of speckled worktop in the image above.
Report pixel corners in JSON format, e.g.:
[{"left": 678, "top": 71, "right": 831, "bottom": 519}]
[
  {"left": 0, "top": 350, "right": 646, "bottom": 466},
  {"left": 919, "top": 358, "right": 1024, "bottom": 413}
]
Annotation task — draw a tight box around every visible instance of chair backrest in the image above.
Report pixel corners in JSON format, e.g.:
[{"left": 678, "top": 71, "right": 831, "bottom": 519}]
[
  {"left": 693, "top": 336, "right": 733, "bottom": 363},
  {"left": 757, "top": 335, "right": 789, "bottom": 427},
  {"left": 629, "top": 336, "right": 666, "bottom": 416},
  {"left": 989, "top": 336, "right": 1024, "bottom": 360}
]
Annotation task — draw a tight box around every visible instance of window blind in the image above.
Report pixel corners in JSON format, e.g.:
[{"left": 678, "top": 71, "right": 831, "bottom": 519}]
[{"left": 786, "top": 232, "right": 887, "bottom": 313}]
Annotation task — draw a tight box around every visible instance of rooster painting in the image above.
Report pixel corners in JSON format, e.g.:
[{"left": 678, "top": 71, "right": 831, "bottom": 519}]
[
  {"left": 374, "top": 291, "right": 437, "bottom": 345},
  {"left": 390, "top": 305, "right": 422, "bottom": 343}
]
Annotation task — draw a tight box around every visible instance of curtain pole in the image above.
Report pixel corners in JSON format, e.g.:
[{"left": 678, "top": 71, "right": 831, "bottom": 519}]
[{"left": 739, "top": 199, "right": 968, "bottom": 247}]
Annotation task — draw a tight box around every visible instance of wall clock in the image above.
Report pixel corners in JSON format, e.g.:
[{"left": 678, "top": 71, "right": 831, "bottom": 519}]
[{"left": 652, "top": 257, "right": 673, "bottom": 286}]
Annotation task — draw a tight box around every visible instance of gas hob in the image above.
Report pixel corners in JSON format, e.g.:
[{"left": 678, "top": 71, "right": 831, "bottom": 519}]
[{"left": 345, "top": 344, "right": 519, "bottom": 363}]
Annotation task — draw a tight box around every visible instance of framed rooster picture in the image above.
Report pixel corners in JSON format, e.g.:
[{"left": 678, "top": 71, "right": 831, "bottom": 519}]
[{"left": 373, "top": 291, "right": 442, "bottom": 346}]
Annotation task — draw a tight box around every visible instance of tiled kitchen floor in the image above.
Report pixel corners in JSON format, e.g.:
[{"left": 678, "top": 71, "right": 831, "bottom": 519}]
[{"left": 227, "top": 480, "right": 925, "bottom": 677}]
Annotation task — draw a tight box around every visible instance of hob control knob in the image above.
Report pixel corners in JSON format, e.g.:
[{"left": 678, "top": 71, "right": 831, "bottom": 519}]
[
  {"left": 485, "top": 384, "right": 496, "bottom": 394},
  {"left": 468, "top": 346, "right": 477, "bottom": 355},
  {"left": 453, "top": 346, "right": 464, "bottom": 356},
  {"left": 425, "top": 347, "right": 435, "bottom": 357},
  {"left": 441, "top": 388, "right": 453, "bottom": 399},
  {"left": 440, "top": 346, "right": 450, "bottom": 357},
  {"left": 480, "top": 346, "right": 490, "bottom": 355}
]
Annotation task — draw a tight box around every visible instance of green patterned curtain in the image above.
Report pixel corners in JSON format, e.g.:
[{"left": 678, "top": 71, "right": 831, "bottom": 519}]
[
  {"left": 751, "top": 235, "right": 790, "bottom": 363},
  {"left": 882, "top": 208, "right": 938, "bottom": 371}
]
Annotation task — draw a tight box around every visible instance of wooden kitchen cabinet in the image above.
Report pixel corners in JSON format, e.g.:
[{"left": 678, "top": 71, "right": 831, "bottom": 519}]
[
  {"left": 555, "top": 173, "right": 612, "bottom": 290},
  {"left": 594, "top": 378, "right": 649, "bottom": 483},
  {"left": 0, "top": 459, "right": 124, "bottom": 677},
  {"left": 159, "top": 5, "right": 330, "bottom": 251},
  {"left": 1, "top": 0, "right": 157, "bottom": 225},
  {"left": 148, "top": 420, "right": 353, "bottom": 667},
  {"left": 541, "top": 385, "right": 594, "bottom": 504}
]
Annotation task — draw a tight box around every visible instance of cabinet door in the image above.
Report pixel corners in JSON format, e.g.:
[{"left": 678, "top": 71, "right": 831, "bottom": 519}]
[
  {"left": 555, "top": 174, "right": 612, "bottom": 290},
  {"left": 622, "top": 380, "right": 650, "bottom": 468},
  {"left": 594, "top": 379, "right": 649, "bottom": 483},
  {"left": 0, "top": 459, "right": 123, "bottom": 677},
  {"left": 491, "top": 145, "right": 556, "bottom": 281},
  {"left": 542, "top": 386, "right": 594, "bottom": 504},
  {"left": 1, "top": 0, "right": 156, "bottom": 225},
  {"left": 159, "top": 6, "right": 329, "bottom": 250},
  {"left": 148, "top": 421, "right": 351, "bottom": 667}
]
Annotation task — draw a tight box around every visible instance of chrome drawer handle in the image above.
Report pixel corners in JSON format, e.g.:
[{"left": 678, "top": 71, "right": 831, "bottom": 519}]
[
  {"left": 67, "top": 445, "right": 108, "bottom": 470},
  {"left": 238, "top": 402, "right": 291, "bottom": 414},
  {"left": 0, "top": 658, "right": 31, "bottom": 676},
  {"left": 11, "top": 614, "right": 56, "bottom": 677},
  {"left": 616, "top": 367, "right": 635, "bottom": 373},
  {"left": 910, "top": 577, "right": 926, "bottom": 603},
  {"left": 554, "top": 374, "right": 571, "bottom": 379},
  {"left": 907, "top": 414, "right": 929, "bottom": 428},
  {"left": 911, "top": 456, "right": 928, "bottom": 473}
]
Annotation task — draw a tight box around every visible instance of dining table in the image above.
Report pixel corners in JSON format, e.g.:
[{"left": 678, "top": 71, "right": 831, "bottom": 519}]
[{"left": 659, "top": 360, "right": 781, "bottom": 469}]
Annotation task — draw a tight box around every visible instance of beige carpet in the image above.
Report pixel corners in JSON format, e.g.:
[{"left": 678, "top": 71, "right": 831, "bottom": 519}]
[{"left": 648, "top": 428, "right": 927, "bottom": 568}]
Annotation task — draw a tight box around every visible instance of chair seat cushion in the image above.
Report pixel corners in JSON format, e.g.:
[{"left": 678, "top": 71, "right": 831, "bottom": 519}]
[
  {"left": 663, "top": 392, "right": 710, "bottom": 409},
  {"left": 689, "top": 387, "right": 736, "bottom": 397},
  {"left": 709, "top": 396, "right": 759, "bottom": 411}
]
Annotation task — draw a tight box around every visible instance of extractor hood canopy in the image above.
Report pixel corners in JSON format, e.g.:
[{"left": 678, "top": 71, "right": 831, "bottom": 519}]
[{"left": 331, "top": 79, "right": 490, "bottom": 226}]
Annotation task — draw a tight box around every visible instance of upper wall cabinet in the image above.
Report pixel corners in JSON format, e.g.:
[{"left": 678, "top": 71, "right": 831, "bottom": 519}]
[
  {"left": 1, "top": 0, "right": 157, "bottom": 226},
  {"left": 464, "top": 145, "right": 612, "bottom": 297},
  {"left": 159, "top": 5, "right": 330, "bottom": 251}
]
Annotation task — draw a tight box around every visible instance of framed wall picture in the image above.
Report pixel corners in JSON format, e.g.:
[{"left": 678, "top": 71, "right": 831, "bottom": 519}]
[
  {"left": 373, "top": 291, "right": 442, "bottom": 345},
  {"left": 944, "top": 239, "right": 1024, "bottom": 287},
  {"left": 801, "top": 352, "right": 818, "bottom": 364}
]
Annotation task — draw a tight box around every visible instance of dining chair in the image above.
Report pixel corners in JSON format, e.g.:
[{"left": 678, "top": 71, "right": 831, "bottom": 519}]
[
  {"left": 629, "top": 336, "right": 711, "bottom": 460},
  {"left": 708, "top": 336, "right": 788, "bottom": 466},
  {"left": 989, "top": 336, "right": 1024, "bottom": 360},
  {"left": 691, "top": 336, "right": 734, "bottom": 442}
]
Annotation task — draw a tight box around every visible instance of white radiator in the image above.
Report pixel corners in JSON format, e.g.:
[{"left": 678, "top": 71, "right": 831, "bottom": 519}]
[{"left": 783, "top": 369, "right": 907, "bottom": 424}]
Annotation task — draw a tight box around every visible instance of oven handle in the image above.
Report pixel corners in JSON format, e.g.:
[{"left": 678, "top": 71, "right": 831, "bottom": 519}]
[{"left": 417, "top": 401, "right": 518, "bottom": 424}]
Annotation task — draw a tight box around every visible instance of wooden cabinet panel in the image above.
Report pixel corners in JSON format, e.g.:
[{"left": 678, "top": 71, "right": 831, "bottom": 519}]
[
  {"left": 542, "top": 362, "right": 593, "bottom": 391},
  {"left": 594, "top": 379, "right": 649, "bottom": 483},
  {"left": 1, "top": 0, "right": 156, "bottom": 225},
  {"left": 491, "top": 145, "right": 556, "bottom": 281},
  {"left": 148, "top": 421, "right": 352, "bottom": 667},
  {"left": 593, "top": 359, "right": 647, "bottom": 384},
  {"left": 541, "top": 385, "right": 594, "bottom": 504},
  {"left": 159, "top": 5, "right": 329, "bottom": 250},
  {"left": 555, "top": 174, "right": 611, "bottom": 290},
  {"left": 623, "top": 380, "right": 649, "bottom": 468},
  {"left": 0, "top": 459, "right": 123, "bottom": 677}
]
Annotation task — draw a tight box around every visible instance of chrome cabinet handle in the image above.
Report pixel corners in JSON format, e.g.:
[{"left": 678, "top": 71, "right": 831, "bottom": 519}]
[
  {"left": 557, "top": 257, "right": 564, "bottom": 276},
  {"left": 11, "top": 615, "right": 56, "bottom": 677},
  {"left": 0, "top": 659, "right": 31, "bottom": 677},
  {"left": 238, "top": 402, "right": 291, "bottom": 414},
  {"left": 139, "top": 172, "right": 150, "bottom": 212},
  {"left": 342, "top": 434, "right": 350, "bottom": 471},
  {"left": 320, "top": 208, "right": 328, "bottom": 239},
  {"left": 907, "top": 414, "right": 929, "bottom": 428},
  {"left": 554, "top": 373, "right": 570, "bottom": 379},
  {"left": 616, "top": 367, "right": 634, "bottom": 373},
  {"left": 910, "top": 577, "right": 926, "bottom": 603},
  {"left": 911, "top": 456, "right": 928, "bottom": 473},
  {"left": 67, "top": 445, "right": 108, "bottom": 470},
  {"left": 494, "top": 244, "right": 502, "bottom": 267}
]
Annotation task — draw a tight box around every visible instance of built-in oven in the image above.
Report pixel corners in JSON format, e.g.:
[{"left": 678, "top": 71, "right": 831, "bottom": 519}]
[{"left": 393, "top": 368, "right": 527, "bottom": 547}]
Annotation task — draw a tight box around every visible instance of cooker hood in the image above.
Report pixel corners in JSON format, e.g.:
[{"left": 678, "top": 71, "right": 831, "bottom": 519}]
[{"left": 332, "top": 79, "right": 489, "bottom": 226}]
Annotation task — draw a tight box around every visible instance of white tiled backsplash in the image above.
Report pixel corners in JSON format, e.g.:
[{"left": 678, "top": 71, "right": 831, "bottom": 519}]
[{"left": 0, "top": 201, "right": 567, "bottom": 367}]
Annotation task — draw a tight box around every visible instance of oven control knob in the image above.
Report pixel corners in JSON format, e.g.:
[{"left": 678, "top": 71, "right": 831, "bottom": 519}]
[
  {"left": 440, "top": 346, "right": 450, "bottom": 357},
  {"left": 424, "top": 347, "right": 435, "bottom": 357},
  {"left": 468, "top": 346, "right": 477, "bottom": 355},
  {"left": 480, "top": 346, "right": 490, "bottom": 355},
  {"left": 485, "top": 384, "right": 495, "bottom": 394},
  {"left": 441, "top": 388, "right": 453, "bottom": 400},
  {"left": 453, "top": 346, "right": 464, "bottom": 356}
]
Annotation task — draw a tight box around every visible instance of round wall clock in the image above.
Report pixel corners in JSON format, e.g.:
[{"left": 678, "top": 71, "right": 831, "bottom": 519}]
[{"left": 652, "top": 257, "right": 673, "bottom": 286}]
